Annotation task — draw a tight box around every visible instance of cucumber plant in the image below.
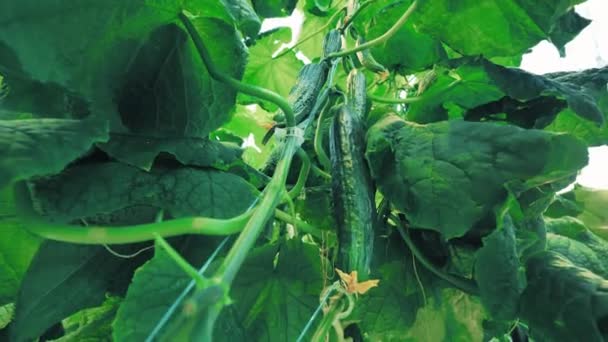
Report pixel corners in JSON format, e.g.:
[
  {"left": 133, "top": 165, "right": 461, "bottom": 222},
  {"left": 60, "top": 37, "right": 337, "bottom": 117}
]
[{"left": 1, "top": 0, "right": 608, "bottom": 341}]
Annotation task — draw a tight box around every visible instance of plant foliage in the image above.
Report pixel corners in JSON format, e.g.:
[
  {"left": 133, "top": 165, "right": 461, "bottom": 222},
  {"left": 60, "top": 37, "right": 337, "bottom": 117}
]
[{"left": 0, "top": 0, "right": 607, "bottom": 341}]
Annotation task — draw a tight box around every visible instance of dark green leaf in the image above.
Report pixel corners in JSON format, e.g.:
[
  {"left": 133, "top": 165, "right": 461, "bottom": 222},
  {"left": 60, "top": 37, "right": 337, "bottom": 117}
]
[
  {"left": 546, "top": 233, "right": 608, "bottom": 278},
  {"left": 519, "top": 251, "right": 608, "bottom": 342},
  {"left": 11, "top": 241, "right": 149, "bottom": 342},
  {"left": 0, "top": 118, "right": 109, "bottom": 189},
  {"left": 215, "top": 239, "right": 326, "bottom": 341},
  {"left": 0, "top": 188, "right": 41, "bottom": 306},
  {"left": 98, "top": 136, "right": 243, "bottom": 171},
  {"left": 251, "top": 0, "right": 297, "bottom": 18},
  {"left": 221, "top": 0, "right": 262, "bottom": 38},
  {"left": 475, "top": 213, "right": 525, "bottom": 321},
  {"left": 365, "top": 115, "right": 587, "bottom": 238},
  {"left": 548, "top": 10, "right": 592, "bottom": 57},
  {"left": 27, "top": 162, "right": 259, "bottom": 223}
]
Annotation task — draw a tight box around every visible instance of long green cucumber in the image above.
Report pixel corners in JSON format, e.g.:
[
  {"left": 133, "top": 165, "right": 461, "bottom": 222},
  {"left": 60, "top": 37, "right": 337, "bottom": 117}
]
[{"left": 329, "top": 99, "right": 376, "bottom": 279}]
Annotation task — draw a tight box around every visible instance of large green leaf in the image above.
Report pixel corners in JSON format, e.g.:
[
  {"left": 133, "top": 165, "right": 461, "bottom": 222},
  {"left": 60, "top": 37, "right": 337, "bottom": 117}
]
[
  {"left": 0, "top": 188, "right": 41, "bottom": 306},
  {"left": 407, "top": 59, "right": 606, "bottom": 129},
  {"left": 11, "top": 241, "right": 150, "bottom": 342},
  {"left": 214, "top": 239, "right": 326, "bottom": 341},
  {"left": 0, "top": 118, "right": 109, "bottom": 189},
  {"left": 546, "top": 233, "right": 608, "bottom": 278},
  {"left": 0, "top": 2, "right": 248, "bottom": 169},
  {"left": 413, "top": 0, "right": 586, "bottom": 58},
  {"left": 519, "top": 251, "right": 608, "bottom": 342},
  {"left": 115, "top": 239, "right": 325, "bottom": 341},
  {"left": 238, "top": 28, "right": 303, "bottom": 111},
  {"left": 351, "top": 233, "right": 486, "bottom": 341},
  {"left": 352, "top": 0, "right": 446, "bottom": 72},
  {"left": 111, "top": 244, "right": 198, "bottom": 342},
  {"left": 365, "top": 115, "right": 587, "bottom": 238},
  {"left": 475, "top": 213, "right": 525, "bottom": 321},
  {"left": 27, "top": 162, "right": 258, "bottom": 223}
]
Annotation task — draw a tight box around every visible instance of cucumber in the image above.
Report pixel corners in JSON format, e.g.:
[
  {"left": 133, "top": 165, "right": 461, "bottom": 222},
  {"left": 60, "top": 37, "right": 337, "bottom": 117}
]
[
  {"left": 355, "top": 37, "right": 386, "bottom": 73},
  {"left": 323, "top": 29, "right": 342, "bottom": 58},
  {"left": 329, "top": 104, "right": 376, "bottom": 279},
  {"left": 346, "top": 68, "right": 368, "bottom": 121},
  {"left": 289, "top": 62, "right": 328, "bottom": 124}
]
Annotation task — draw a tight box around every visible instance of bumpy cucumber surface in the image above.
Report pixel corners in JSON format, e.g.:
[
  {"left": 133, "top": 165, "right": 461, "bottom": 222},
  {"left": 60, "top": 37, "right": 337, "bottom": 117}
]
[
  {"left": 323, "top": 29, "right": 342, "bottom": 58},
  {"left": 288, "top": 62, "right": 328, "bottom": 124},
  {"left": 329, "top": 103, "right": 376, "bottom": 279},
  {"left": 346, "top": 68, "right": 368, "bottom": 121}
]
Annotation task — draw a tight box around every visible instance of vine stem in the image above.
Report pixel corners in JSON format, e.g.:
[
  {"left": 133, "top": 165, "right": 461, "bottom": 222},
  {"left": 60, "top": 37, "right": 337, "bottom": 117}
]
[
  {"left": 367, "top": 92, "right": 422, "bottom": 104},
  {"left": 178, "top": 11, "right": 296, "bottom": 127},
  {"left": 393, "top": 217, "right": 479, "bottom": 295},
  {"left": 327, "top": 0, "right": 420, "bottom": 58},
  {"left": 217, "top": 138, "right": 299, "bottom": 285}
]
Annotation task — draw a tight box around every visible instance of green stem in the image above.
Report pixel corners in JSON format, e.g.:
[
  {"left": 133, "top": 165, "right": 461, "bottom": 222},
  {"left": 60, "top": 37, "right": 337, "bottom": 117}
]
[
  {"left": 23, "top": 212, "right": 252, "bottom": 245},
  {"left": 394, "top": 221, "right": 479, "bottom": 295},
  {"left": 367, "top": 92, "right": 422, "bottom": 104},
  {"left": 288, "top": 148, "right": 312, "bottom": 199},
  {"left": 154, "top": 234, "right": 207, "bottom": 288},
  {"left": 218, "top": 139, "right": 299, "bottom": 285},
  {"left": 275, "top": 209, "right": 326, "bottom": 239},
  {"left": 178, "top": 11, "right": 296, "bottom": 127},
  {"left": 327, "top": 0, "right": 419, "bottom": 58},
  {"left": 275, "top": 8, "right": 345, "bottom": 59},
  {"left": 314, "top": 100, "right": 332, "bottom": 171}
]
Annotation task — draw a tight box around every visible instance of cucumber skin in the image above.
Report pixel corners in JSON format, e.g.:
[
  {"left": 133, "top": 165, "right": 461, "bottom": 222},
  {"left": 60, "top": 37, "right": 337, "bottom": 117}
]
[{"left": 329, "top": 104, "right": 376, "bottom": 279}]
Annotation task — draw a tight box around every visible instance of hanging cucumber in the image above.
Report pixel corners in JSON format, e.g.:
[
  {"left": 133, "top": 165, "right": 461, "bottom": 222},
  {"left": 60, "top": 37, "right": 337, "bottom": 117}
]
[
  {"left": 323, "top": 29, "right": 342, "bottom": 59},
  {"left": 329, "top": 70, "right": 375, "bottom": 278},
  {"left": 355, "top": 37, "right": 386, "bottom": 73}
]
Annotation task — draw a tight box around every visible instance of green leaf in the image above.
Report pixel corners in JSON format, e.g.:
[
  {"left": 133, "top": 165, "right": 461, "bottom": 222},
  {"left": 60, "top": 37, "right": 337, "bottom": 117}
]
[
  {"left": 238, "top": 28, "right": 303, "bottom": 111},
  {"left": 214, "top": 239, "right": 326, "bottom": 341},
  {"left": 27, "top": 162, "right": 259, "bottom": 224},
  {"left": 546, "top": 216, "right": 608, "bottom": 275},
  {"left": 546, "top": 233, "right": 608, "bottom": 278},
  {"left": 0, "top": 304, "right": 14, "bottom": 330},
  {"left": 0, "top": 1, "right": 239, "bottom": 90},
  {"left": 365, "top": 115, "right": 588, "bottom": 238},
  {"left": 217, "top": 104, "right": 276, "bottom": 169},
  {"left": 111, "top": 245, "right": 195, "bottom": 342},
  {"left": 98, "top": 136, "right": 243, "bottom": 171},
  {"left": 11, "top": 241, "right": 150, "bottom": 342},
  {"left": 251, "top": 0, "right": 297, "bottom": 18},
  {"left": 407, "top": 59, "right": 606, "bottom": 127},
  {"left": 0, "top": 188, "right": 41, "bottom": 306},
  {"left": 413, "top": 0, "right": 586, "bottom": 58},
  {"left": 0, "top": 118, "right": 109, "bottom": 189},
  {"left": 548, "top": 10, "right": 592, "bottom": 57},
  {"left": 51, "top": 296, "right": 121, "bottom": 342},
  {"left": 353, "top": 0, "right": 446, "bottom": 72},
  {"left": 475, "top": 213, "right": 525, "bottom": 321},
  {"left": 519, "top": 251, "right": 608, "bottom": 342},
  {"left": 97, "top": 22, "right": 246, "bottom": 169},
  {"left": 549, "top": 185, "right": 608, "bottom": 240},
  {"left": 221, "top": 0, "right": 262, "bottom": 38}
]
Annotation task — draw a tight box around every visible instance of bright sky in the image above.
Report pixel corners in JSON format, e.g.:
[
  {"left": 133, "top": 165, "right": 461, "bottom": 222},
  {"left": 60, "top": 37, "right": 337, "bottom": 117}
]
[{"left": 521, "top": 0, "right": 608, "bottom": 189}]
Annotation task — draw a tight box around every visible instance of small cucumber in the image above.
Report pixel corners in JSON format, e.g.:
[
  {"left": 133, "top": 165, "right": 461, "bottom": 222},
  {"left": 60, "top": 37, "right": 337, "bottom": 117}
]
[{"left": 323, "top": 29, "right": 342, "bottom": 58}]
